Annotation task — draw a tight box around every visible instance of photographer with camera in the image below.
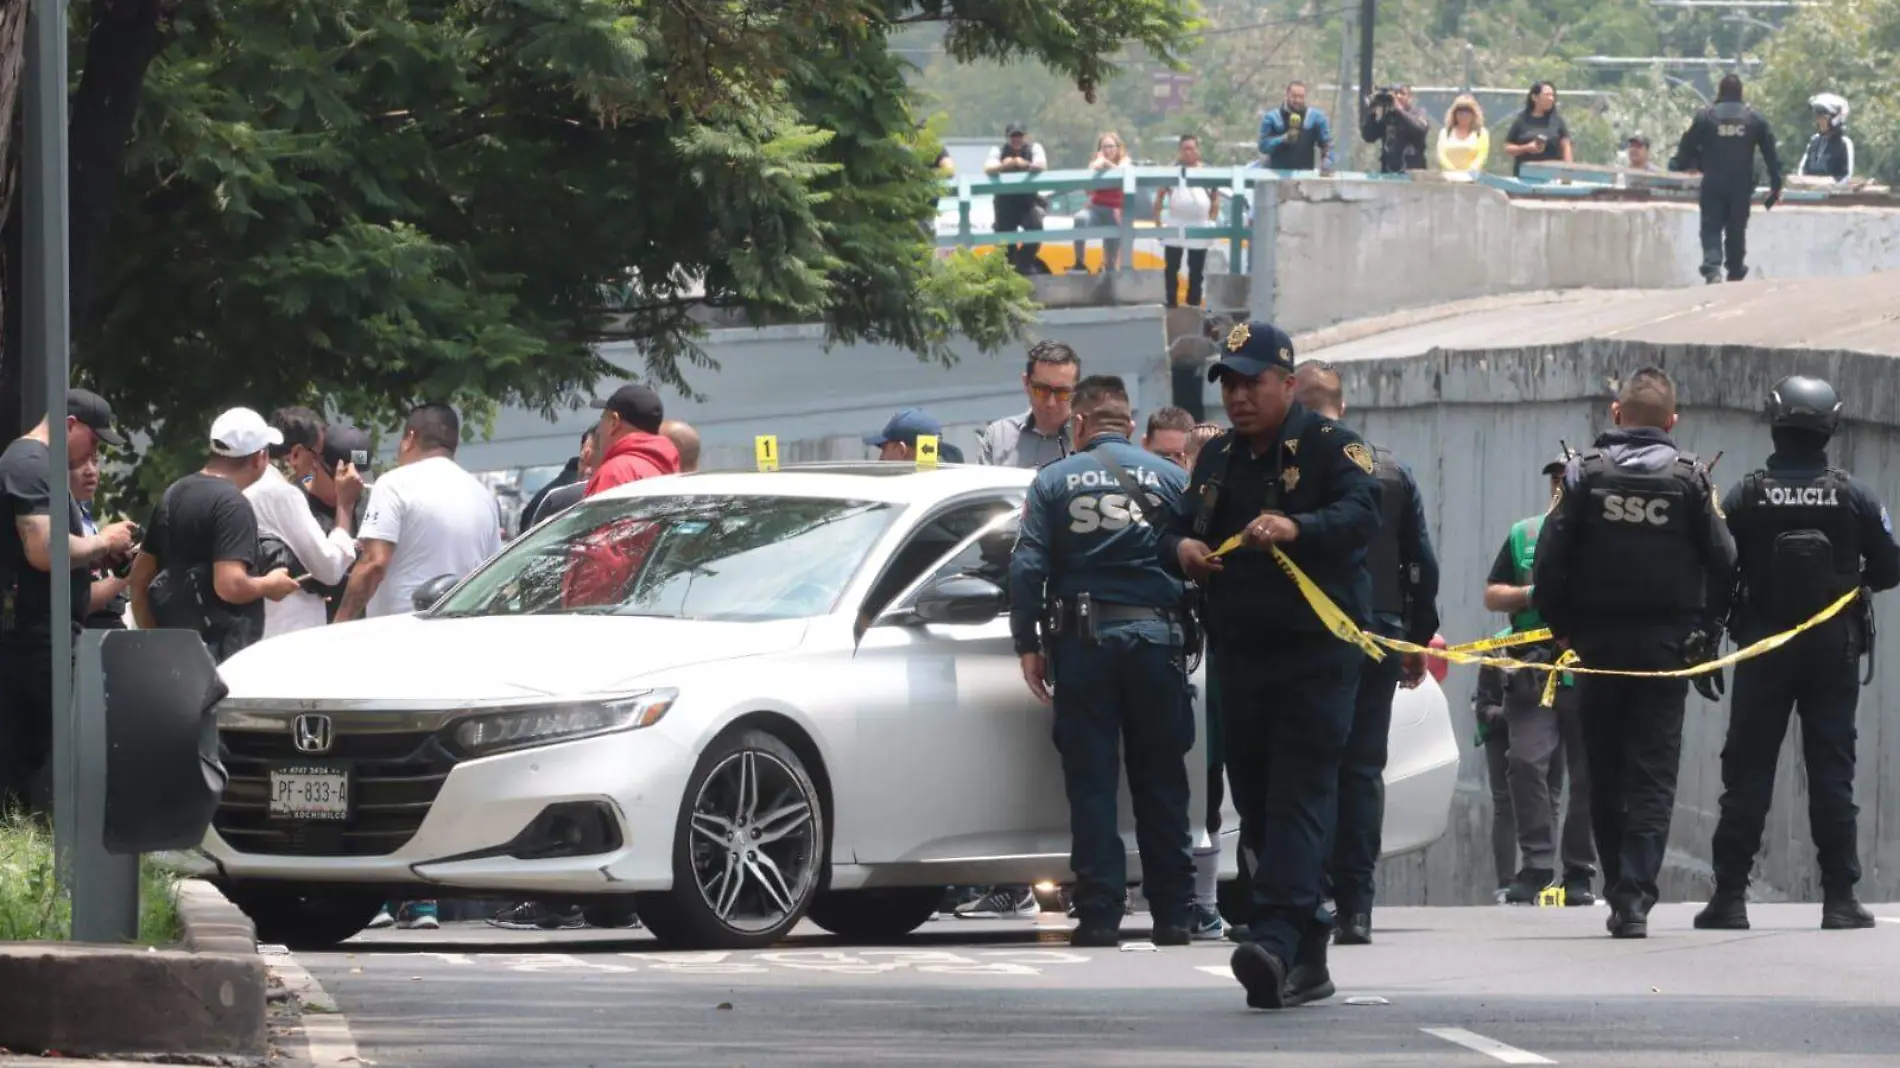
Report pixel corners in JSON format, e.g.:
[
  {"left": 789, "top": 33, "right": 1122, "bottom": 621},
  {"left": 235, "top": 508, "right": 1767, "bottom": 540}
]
[
  {"left": 1360, "top": 83, "right": 1430, "bottom": 174},
  {"left": 129, "top": 408, "right": 301, "bottom": 663},
  {"left": 242, "top": 407, "right": 364, "bottom": 639}
]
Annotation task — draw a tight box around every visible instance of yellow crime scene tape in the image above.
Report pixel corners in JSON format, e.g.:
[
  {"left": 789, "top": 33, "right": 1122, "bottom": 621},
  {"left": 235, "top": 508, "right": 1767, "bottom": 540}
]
[{"left": 1204, "top": 533, "right": 1861, "bottom": 707}]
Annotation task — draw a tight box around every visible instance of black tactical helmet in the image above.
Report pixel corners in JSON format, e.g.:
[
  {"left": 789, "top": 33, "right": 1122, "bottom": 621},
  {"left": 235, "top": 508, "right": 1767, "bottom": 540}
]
[{"left": 1766, "top": 375, "right": 1843, "bottom": 435}]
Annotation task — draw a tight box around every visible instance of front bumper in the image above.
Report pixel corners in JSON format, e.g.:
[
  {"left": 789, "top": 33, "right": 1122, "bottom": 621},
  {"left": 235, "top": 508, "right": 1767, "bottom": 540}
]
[{"left": 204, "top": 723, "right": 694, "bottom": 894}]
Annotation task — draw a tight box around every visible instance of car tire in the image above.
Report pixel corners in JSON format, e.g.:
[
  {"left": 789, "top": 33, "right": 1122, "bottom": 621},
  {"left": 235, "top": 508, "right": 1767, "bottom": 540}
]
[
  {"left": 636, "top": 728, "right": 826, "bottom": 950},
  {"left": 225, "top": 885, "right": 383, "bottom": 951},
  {"left": 805, "top": 887, "right": 943, "bottom": 943}
]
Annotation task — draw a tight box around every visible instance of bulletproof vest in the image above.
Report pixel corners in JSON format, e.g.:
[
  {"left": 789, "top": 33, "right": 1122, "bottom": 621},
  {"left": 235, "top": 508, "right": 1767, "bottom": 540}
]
[
  {"left": 1366, "top": 446, "right": 1409, "bottom": 618},
  {"left": 1570, "top": 450, "right": 1706, "bottom": 617},
  {"left": 1732, "top": 467, "right": 1860, "bottom": 628},
  {"left": 1268, "top": 108, "right": 1321, "bottom": 170},
  {"left": 1701, "top": 102, "right": 1762, "bottom": 182}
]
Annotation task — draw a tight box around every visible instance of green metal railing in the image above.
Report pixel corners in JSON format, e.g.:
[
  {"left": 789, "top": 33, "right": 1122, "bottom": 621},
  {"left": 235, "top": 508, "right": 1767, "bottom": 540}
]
[{"left": 937, "top": 166, "right": 1264, "bottom": 275}]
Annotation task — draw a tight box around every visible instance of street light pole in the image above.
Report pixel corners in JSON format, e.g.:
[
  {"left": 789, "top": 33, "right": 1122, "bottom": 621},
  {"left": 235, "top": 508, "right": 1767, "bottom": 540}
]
[{"left": 23, "top": 0, "right": 80, "bottom": 912}]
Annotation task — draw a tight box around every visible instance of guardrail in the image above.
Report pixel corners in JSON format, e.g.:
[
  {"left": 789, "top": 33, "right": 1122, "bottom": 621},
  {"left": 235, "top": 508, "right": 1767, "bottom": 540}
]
[{"left": 938, "top": 164, "right": 1898, "bottom": 267}]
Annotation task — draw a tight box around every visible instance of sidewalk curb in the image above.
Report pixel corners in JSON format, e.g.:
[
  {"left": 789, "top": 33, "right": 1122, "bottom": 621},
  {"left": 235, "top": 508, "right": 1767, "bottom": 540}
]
[{"left": 0, "top": 879, "right": 266, "bottom": 1059}]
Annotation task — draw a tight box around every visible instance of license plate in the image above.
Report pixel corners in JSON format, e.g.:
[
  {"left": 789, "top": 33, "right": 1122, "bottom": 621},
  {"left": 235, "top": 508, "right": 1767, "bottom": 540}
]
[{"left": 270, "top": 766, "right": 350, "bottom": 821}]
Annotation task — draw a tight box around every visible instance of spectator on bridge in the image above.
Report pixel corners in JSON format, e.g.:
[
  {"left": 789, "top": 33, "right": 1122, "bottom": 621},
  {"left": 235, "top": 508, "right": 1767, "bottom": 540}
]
[
  {"left": 1361, "top": 83, "right": 1430, "bottom": 174},
  {"left": 984, "top": 123, "right": 1050, "bottom": 275},
  {"left": 1624, "top": 133, "right": 1661, "bottom": 172},
  {"left": 662, "top": 419, "right": 701, "bottom": 473},
  {"left": 1071, "top": 131, "right": 1127, "bottom": 275},
  {"left": 1142, "top": 406, "right": 1196, "bottom": 469},
  {"left": 1258, "top": 81, "right": 1334, "bottom": 172},
  {"left": 977, "top": 341, "right": 1079, "bottom": 469},
  {"left": 1799, "top": 94, "right": 1853, "bottom": 182},
  {"left": 586, "top": 384, "right": 681, "bottom": 496},
  {"left": 1154, "top": 135, "right": 1219, "bottom": 309},
  {"left": 1502, "top": 81, "right": 1573, "bottom": 179},
  {"left": 1436, "top": 95, "right": 1490, "bottom": 175}
]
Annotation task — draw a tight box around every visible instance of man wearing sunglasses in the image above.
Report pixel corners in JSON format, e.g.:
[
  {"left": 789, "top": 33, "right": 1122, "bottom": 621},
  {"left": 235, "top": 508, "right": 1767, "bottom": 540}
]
[{"left": 976, "top": 341, "right": 1080, "bottom": 470}]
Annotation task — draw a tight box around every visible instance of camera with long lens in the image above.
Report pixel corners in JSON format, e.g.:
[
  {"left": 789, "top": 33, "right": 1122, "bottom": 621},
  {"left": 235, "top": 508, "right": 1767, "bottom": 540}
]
[{"left": 1370, "top": 86, "right": 1399, "bottom": 108}]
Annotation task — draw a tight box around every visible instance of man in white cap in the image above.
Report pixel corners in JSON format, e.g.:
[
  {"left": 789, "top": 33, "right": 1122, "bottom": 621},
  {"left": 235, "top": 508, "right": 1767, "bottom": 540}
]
[{"left": 129, "top": 407, "right": 301, "bottom": 661}]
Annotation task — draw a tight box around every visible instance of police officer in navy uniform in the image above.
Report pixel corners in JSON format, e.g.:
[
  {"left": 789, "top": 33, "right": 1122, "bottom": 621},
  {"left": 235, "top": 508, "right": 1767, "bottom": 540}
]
[
  {"left": 1669, "top": 73, "right": 1783, "bottom": 284},
  {"left": 1532, "top": 366, "right": 1736, "bottom": 939},
  {"left": 1161, "top": 322, "right": 1382, "bottom": 1009},
  {"left": 1696, "top": 375, "right": 1900, "bottom": 932},
  {"left": 1293, "top": 360, "right": 1440, "bottom": 947},
  {"left": 1009, "top": 374, "right": 1197, "bottom": 948}
]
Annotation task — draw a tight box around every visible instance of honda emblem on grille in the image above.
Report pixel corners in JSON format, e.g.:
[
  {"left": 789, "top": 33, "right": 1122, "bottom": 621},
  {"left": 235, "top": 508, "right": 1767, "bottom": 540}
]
[{"left": 293, "top": 714, "right": 335, "bottom": 755}]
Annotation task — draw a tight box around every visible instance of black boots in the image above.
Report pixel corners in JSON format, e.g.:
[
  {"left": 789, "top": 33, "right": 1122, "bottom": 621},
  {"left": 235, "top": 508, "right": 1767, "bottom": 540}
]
[
  {"left": 1694, "top": 887, "right": 1750, "bottom": 930},
  {"left": 1821, "top": 897, "right": 1876, "bottom": 930}
]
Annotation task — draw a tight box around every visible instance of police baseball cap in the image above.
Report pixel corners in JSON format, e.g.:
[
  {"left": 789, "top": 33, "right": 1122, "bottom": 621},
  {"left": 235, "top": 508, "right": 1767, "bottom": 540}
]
[
  {"left": 591, "top": 383, "right": 664, "bottom": 433},
  {"left": 209, "top": 407, "right": 284, "bottom": 458},
  {"left": 1206, "top": 320, "right": 1296, "bottom": 381},
  {"left": 68, "top": 388, "right": 126, "bottom": 447},
  {"left": 1542, "top": 453, "right": 1570, "bottom": 476},
  {"left": 864, "top": 408, "right": 943, "bottom": 448}
]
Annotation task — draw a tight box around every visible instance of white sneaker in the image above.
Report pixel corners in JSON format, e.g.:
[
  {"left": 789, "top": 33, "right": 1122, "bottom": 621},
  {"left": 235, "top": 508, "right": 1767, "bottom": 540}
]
[
  {"left": 366, "top": 907, "right": 396, "bottom": 930},
  {"left": 953, "top": 887, "right": 1040, "bottom": 919},
  {"left": 396, "top": 902, "right": 441, "bottom": 930},
  {"left": 1190, "top": 904, "right": 1224, "bottom": 941}
]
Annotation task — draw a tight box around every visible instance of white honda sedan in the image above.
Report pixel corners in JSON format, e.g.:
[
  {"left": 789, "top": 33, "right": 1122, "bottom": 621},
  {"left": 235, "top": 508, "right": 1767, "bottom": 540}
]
[{"left": 204, "top": 463, "right": 1460, "bottom": 950}]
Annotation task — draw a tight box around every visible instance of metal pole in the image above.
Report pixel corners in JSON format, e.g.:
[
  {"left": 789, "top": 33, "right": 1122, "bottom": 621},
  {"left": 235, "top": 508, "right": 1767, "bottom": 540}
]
[
  {"left": 1358, "top": 0, "right": 1376, "bottom": 115},
  {"left": 24, "top": 0, "right": 78, "bottom": 905},
  {"left": 1333, "top": 11, "right": 1356, "bottom": 149}
]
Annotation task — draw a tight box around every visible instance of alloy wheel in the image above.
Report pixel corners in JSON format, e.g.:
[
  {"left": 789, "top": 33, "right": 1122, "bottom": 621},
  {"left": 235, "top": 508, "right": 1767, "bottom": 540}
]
[{"left": 687, "top": 748, "right": 819, "bottom": 934}]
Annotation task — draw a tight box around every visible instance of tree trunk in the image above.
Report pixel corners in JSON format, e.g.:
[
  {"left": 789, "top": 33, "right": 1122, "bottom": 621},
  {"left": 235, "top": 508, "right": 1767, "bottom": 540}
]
[
  {"left": 68, "top": 0, "right": 165, "bottom": 334},
  {"left": 1, "top": 0, "right": 28, "bottom": 437}
]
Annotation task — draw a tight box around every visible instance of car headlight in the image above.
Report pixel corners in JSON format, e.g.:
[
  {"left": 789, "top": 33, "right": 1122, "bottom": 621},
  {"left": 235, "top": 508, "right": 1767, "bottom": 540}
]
[{"left": 449, "top": 689, "right": 678, "bottom": 758}]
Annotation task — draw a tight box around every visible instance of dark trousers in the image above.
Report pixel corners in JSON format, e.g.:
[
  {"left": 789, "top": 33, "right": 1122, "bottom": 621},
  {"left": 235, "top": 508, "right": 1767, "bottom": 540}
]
[
  {"left": 1482, "top": 713, "right": 1517, "bottom": 888},
  {"left": 1502, "top": 675, "right": 1596, "bottom": 875},
  {"left": 1205, "top": 651, "right": 1224, "bottom": 834},
  {"left": 1710, "top": 626, "right": 1863, "bottom": 896},
  {"left": 1331, "top": 641, "right": 1402, "bottom": 915},
  {"left": 1164, "top": 246, "right": 1206, "bottom": 308},
  {"left": 1574, "top": 634, "right": 1689, "bottom": 916},
  {"left": 994, "top": 197, "right": 1046, "bottom": 274},
  {"left": 0, "top": 635, "right": 56, "bottom": 816},
  {"left": 1049, "top": 623, "right": 1196, "bottom": 928},
  {"left": 1699, "top": 186, "right": 1752, "bottom": 278},
  {"left": 1218, "top": 633, "right": 1361, "bottom": 963}
]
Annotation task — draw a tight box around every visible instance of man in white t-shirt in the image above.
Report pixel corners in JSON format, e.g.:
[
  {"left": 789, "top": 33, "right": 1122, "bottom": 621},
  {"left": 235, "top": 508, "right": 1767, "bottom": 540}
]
[
  {"left": 244, "top": 407, "right": 363, "bottom": 638},
  {"left": 334, "top": 403, "right": 501, "bottom": 622}
]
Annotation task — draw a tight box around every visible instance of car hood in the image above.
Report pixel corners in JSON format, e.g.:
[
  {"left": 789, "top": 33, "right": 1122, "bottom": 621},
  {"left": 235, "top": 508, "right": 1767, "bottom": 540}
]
[{"left": 217, "top": 613, "right": 810, "bottom": 702}]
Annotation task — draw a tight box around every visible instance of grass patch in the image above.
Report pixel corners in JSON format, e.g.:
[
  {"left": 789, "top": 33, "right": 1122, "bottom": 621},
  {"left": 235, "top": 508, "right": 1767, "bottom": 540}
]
[{"left": 0, "top": 811, "right": 182, "bottom": 945}]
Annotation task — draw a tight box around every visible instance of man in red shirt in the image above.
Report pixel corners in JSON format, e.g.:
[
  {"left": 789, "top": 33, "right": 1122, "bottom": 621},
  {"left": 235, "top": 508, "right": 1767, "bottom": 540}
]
[{"left": 586, "top": 384, "right": 681, "bottom": 496}]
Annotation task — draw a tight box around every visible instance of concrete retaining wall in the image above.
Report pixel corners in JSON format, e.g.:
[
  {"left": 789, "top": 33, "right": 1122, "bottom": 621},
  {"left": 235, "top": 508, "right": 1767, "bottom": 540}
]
[
  {"left": 1252, "top": 179, "right": 1900, "bottom": 335},
  {"left": 1355, "top": 340, "right": 1900, "bottom": 908}
]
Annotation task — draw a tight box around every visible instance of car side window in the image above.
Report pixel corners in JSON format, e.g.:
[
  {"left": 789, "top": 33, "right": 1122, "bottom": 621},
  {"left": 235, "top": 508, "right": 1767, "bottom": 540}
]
[
  {"left": 859, "top": 497, "right": 1015, "bottom": 622},
  {"left": 917, "top": 511, "right": 1019, "bottom": 596}
]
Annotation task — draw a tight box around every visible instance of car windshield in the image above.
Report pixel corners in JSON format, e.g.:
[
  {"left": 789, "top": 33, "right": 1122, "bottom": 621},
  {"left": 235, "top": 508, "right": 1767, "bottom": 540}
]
[{"left": 435, "top": 494, "right": 896, "bottom": 622}]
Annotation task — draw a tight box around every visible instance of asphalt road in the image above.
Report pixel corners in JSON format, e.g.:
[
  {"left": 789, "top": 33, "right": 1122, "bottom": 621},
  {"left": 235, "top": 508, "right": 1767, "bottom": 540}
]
[{"left": 278, "top": 903, "right": 1900, "bottom": 1068}]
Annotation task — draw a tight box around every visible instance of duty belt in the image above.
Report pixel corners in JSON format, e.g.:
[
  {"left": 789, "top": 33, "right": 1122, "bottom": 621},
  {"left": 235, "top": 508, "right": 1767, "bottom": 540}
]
[{"left": 1045, "top": 594, "right": 1176, "bottom": 642}]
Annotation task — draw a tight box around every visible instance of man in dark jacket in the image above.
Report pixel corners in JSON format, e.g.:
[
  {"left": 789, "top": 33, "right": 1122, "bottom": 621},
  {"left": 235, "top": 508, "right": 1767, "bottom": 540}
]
[
  {"left": 1359, "top": 85, "right": 1430, "bottom": 174},
  {"left": 1670, "top": 74, "right": 1783, "bottom": 284}
]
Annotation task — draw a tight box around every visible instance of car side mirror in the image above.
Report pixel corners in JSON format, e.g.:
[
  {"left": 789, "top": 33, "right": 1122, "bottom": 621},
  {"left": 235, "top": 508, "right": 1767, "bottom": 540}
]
[
  {"left": 413, "top": 574, "right": 459, "bottom": 614},
  {"left": 910, "top": 574, "right": 1006, "bottom": 627}
]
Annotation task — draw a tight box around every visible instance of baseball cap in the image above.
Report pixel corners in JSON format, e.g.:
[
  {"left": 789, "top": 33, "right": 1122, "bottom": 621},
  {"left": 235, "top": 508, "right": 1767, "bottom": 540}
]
[
  {"left": 1626, "top": 132, "right": 1649, "bottom": 147},
  {"left": 322, "top": 424, "right": 374, "bottom": 472},
  {"left": 68, "top": 388, "right": 125, "bottom": 447},
  {"left": 209, "top": 407, "right": 284, "bottom": 458},
  {"left": 590, "top": 383, "right": 664, "bottom": 433},
  {"left": 1542, "top": 452, "right": 1571, "bottom": 476},
  {"left": 1006, "top": 122, "right": 1027, "bottom": 136},
  {"left": 864, "top": 408, "right": 943, "bottom": 448},
  {"left": 1206, "top": 320, "right": 1296, "bottom": 382}
]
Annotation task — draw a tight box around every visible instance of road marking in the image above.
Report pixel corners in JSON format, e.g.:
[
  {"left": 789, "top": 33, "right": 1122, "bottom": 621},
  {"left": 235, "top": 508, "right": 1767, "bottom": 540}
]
[
  {"left": 262, "top": 945, "right": 361, "bottom": 1068},
  {"left": 1421, "top": 1027, "right": 1556, "bottom": 1065},
  {"left": 1196, "top": 965, "right": 1229, "bottom": 978},
  {"left": 1877, "top": 917, "right": 1899, "bottom": 925},
  {"left": 379, "top": 947, "right": 1092, "bottom": 977}
]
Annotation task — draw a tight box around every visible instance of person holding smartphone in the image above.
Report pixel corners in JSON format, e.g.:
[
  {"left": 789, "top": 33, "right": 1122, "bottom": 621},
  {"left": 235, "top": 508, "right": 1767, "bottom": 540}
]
[
  {"left": 240, "top": 407, "right": 363, "bottom": 639},
  {"left": 1504, "top": 81, "right": 1572, "bottom": 178}
]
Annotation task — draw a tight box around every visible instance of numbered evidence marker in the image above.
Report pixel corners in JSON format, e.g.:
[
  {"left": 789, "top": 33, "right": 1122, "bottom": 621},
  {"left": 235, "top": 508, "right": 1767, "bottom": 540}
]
[
  {"left": 756, "top": 435, "right": 779, "bottom": 472},
  {"left": 915, "top": 434, "right": 940, "bottom": 470}
]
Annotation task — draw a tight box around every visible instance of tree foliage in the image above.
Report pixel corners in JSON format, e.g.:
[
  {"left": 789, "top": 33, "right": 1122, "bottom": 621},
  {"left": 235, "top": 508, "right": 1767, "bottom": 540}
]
[
  {"left": 1755, "top": 0, "right": 1900, "bottom": 186},
  {"left": 4, "top": 0, "right": 1195, "bottom": 503}
]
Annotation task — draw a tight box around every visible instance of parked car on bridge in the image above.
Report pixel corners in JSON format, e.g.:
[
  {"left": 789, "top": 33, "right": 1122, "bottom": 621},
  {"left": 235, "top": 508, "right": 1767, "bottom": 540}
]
[{"left": 201, "top": 463, "right": 1459, "bottom": 950}]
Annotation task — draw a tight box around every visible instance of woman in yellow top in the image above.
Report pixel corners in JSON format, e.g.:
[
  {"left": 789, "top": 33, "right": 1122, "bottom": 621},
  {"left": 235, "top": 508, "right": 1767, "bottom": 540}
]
[{"left": 1436, "top": 94, "right": 1490, "bottom": 174}]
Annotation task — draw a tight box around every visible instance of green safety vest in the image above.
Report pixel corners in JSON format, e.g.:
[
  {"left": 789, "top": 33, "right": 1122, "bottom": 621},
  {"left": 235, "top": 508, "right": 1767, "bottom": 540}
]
[{"left": 1504, "top": 514, "right": 1573, "bottom": 688}]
